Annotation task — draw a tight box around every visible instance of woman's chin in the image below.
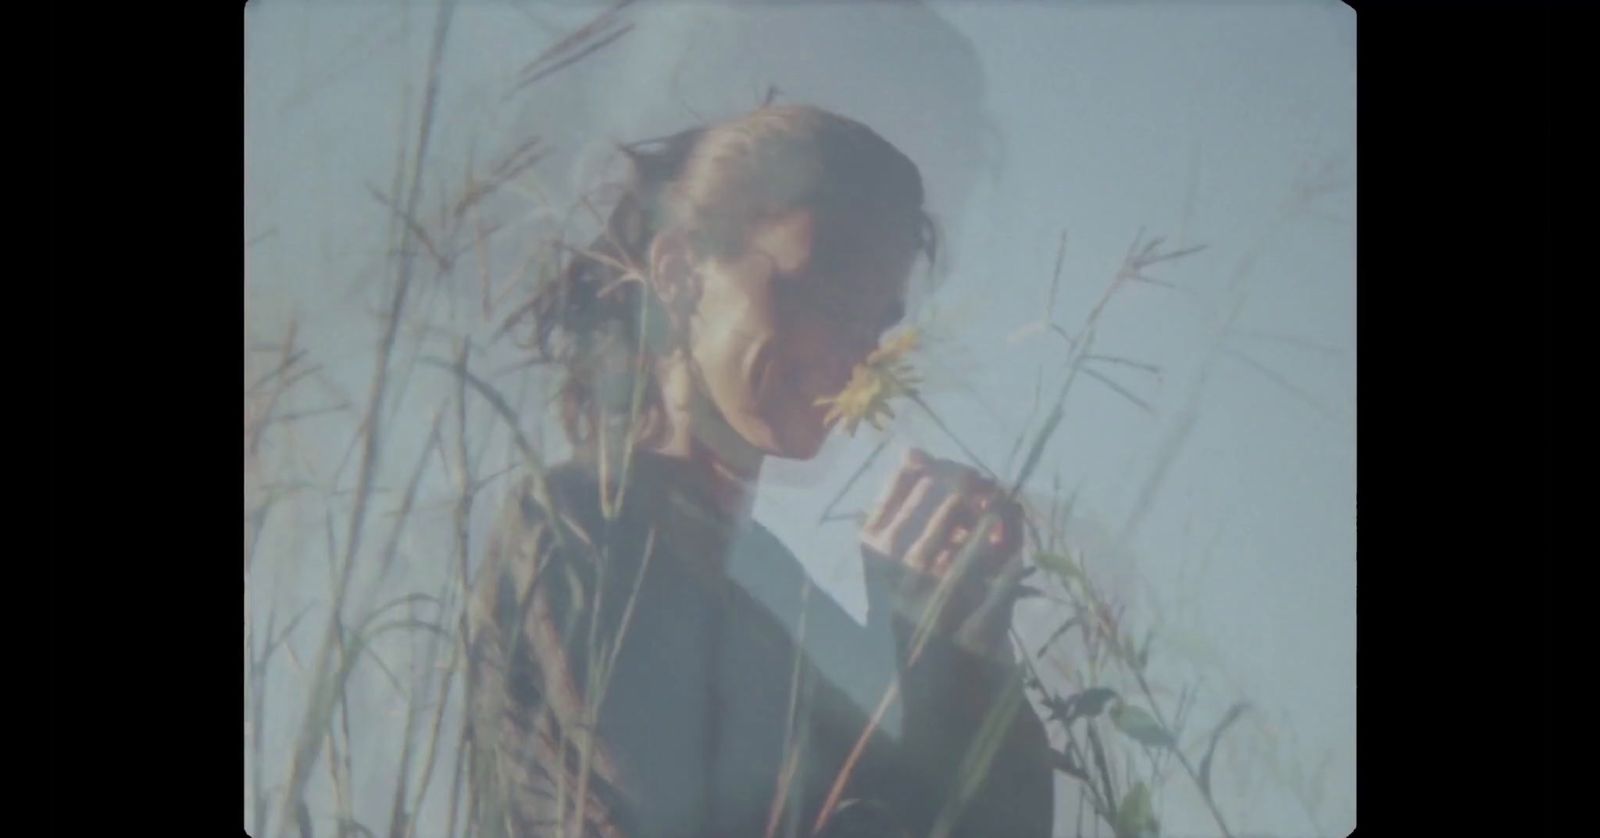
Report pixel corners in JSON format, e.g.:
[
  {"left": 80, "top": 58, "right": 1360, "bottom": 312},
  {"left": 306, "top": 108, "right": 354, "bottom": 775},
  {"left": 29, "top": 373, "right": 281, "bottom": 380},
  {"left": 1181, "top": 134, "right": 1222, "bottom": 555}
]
[{"left": 767, "top": 420, "right": 830, "bottom": 461}]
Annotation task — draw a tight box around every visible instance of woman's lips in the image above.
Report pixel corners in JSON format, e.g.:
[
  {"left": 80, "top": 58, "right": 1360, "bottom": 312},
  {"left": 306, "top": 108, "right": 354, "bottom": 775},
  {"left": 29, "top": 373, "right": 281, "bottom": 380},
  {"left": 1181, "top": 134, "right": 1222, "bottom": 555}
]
[
  {"left": 767, "top": 348, "right": 861, "bottom": 408},
  {"left": 800, "top": 363, "right": 854, "bottom": 403}
]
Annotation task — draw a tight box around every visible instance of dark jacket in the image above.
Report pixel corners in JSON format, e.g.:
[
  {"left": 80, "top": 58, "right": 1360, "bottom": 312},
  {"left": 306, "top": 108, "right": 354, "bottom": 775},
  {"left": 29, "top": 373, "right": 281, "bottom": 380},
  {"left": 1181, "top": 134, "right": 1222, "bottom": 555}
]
[{"left": 466, "top": 452, "right": 1053, "bottom": 838}]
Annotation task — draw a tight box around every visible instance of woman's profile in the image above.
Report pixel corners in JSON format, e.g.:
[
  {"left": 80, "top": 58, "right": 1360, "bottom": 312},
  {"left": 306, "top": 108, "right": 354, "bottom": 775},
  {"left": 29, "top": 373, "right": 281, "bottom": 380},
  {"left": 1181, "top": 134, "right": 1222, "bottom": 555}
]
[{"left": 466, "top": 104, "right": 1054, "bottom": 838}]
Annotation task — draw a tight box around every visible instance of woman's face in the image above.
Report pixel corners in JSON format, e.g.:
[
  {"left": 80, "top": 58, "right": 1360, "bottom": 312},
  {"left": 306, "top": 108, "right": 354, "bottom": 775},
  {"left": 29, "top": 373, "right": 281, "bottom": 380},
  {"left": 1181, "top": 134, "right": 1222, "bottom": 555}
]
[{"left": 673, "top": 207, "right": 914, "bottom": 460}]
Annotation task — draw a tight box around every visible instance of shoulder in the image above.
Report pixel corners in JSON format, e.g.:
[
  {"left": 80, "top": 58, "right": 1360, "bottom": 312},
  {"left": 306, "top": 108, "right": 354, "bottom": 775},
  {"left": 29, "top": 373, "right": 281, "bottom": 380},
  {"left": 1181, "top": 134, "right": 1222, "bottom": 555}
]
[
  {"left": 490, "top": 458, "right": 670, "bottom": 587},
  {"left": 473, "top": 461, "right": 620, "bottom": 648},
  {"left": 477, "top": 461, "right": 605, "bottom": 602},
  {"left": 492, "top": 460, "right": 607, "bottom": 544}
]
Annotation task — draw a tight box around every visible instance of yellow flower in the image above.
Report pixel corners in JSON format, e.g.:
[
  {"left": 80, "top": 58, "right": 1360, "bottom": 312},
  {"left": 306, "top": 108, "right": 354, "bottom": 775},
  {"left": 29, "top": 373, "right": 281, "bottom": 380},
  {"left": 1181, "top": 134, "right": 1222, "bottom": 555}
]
[
  {"left": 867, "top": 329, "right": 919, "bottom": 367},
  {"left": 814, "top": 329, "right": 922, "bottom": 435}
]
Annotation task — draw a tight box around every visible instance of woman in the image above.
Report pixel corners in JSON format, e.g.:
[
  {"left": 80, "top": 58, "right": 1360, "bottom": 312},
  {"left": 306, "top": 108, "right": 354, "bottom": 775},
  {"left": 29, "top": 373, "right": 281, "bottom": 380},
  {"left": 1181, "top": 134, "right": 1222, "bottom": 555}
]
[{"left": 467, "top": 105, "right": 1054, "bottom": 838}]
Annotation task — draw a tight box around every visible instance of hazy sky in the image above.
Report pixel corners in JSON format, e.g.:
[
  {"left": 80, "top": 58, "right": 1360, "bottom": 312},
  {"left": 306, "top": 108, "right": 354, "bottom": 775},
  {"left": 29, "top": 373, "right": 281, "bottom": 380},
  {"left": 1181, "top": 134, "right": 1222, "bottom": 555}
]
[{"left": 246, "top": 2, "right": 1354, "bottom": 835}]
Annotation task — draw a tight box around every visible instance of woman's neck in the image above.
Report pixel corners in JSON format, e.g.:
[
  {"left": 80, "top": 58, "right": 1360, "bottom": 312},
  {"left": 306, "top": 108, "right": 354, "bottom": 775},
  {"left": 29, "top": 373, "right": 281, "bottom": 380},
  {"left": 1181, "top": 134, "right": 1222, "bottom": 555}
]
[{"left": 646, "top": 355, "right": 764, "bottom": 524}]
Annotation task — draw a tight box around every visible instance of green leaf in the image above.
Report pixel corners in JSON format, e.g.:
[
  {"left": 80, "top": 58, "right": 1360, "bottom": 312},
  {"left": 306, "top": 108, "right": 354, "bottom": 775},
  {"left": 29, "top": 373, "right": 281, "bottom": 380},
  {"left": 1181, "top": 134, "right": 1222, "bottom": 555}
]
[
  {"left": 1043, "top": 687, "right": 1119, "bottom": 726},
  {"left": 1110, "top": 702, "right": 1175, "bottom": 749},
  {"left": 1114, "top": 782, "right": 1159, "bottom": 838},
  {"left": 1076, "top": 687, "right": 1120, "bottom": 717},
  {"left": 1042, "top": 695, "right": 1075, "bottom": 724},
  {"left": 1035, "top": 550, "right": 1085, "bottom": 585}
]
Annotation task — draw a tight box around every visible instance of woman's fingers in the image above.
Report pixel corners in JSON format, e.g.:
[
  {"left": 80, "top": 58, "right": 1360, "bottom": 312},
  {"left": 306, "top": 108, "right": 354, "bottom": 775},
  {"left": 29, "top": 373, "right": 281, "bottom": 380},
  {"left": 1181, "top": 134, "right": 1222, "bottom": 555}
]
[
  {"left": 855, "top": 451, "right": 1032, "bottom": 655},
  {"left": 863, "top": 448, "right": 928, "bottom": 535},
  {"left": 904, "top": 492, "right": 967, "bottom": 571},
  {"left": 878, "top": 474, "right": 943, "bottom": 558},
  {"left": 862, "top": 450, "right": 1026, "bottom": 589},
  {"left": 937, "top": 510, "right": 999, "bottom": 577},
  {"left": 893, "top": 464, "right": 986, "bottom": 560},
  {"left": 993, "top": 495, "right": 1024, "bottom": 556}
]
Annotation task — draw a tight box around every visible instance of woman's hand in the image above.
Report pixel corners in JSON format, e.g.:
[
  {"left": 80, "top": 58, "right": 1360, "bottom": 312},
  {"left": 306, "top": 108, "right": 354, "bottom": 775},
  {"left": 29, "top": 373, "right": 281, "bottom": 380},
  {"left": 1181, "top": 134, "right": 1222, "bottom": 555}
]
[{"left": 860, "top": 448, "right": 1028, "bottom": 653}]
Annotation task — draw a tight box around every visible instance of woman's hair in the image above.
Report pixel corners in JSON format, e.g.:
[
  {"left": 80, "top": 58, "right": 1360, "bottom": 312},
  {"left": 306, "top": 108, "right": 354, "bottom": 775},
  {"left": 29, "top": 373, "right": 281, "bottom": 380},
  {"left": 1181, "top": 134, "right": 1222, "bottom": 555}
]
[{"left": 510, "top": 104, "right": 937, "bottom": 454}]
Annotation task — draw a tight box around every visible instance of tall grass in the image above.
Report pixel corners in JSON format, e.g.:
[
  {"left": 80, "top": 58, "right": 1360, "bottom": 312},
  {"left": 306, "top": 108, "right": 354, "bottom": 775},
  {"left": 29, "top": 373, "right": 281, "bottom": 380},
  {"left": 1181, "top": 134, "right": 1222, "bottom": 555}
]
[{"left": 244, "top": 3, "right": 1347, "bottom": 836}]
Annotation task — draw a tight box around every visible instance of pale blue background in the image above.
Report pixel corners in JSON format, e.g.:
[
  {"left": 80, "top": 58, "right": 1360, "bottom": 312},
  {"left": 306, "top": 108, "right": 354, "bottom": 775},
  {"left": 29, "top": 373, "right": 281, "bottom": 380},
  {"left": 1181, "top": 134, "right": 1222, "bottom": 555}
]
[{"left": 246, "top": 2, "right": 1354, "bottom": 835}]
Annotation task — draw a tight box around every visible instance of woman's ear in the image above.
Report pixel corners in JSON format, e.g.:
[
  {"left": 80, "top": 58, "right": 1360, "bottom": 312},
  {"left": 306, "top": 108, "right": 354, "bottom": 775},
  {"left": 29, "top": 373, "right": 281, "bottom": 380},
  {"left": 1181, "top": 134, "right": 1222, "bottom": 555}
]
[
  {"left": 646, "top": 230, "right": 699, "bottom": 349},
  {"left": 647, "top": 230, "right": 698, "bottom": 309}
]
